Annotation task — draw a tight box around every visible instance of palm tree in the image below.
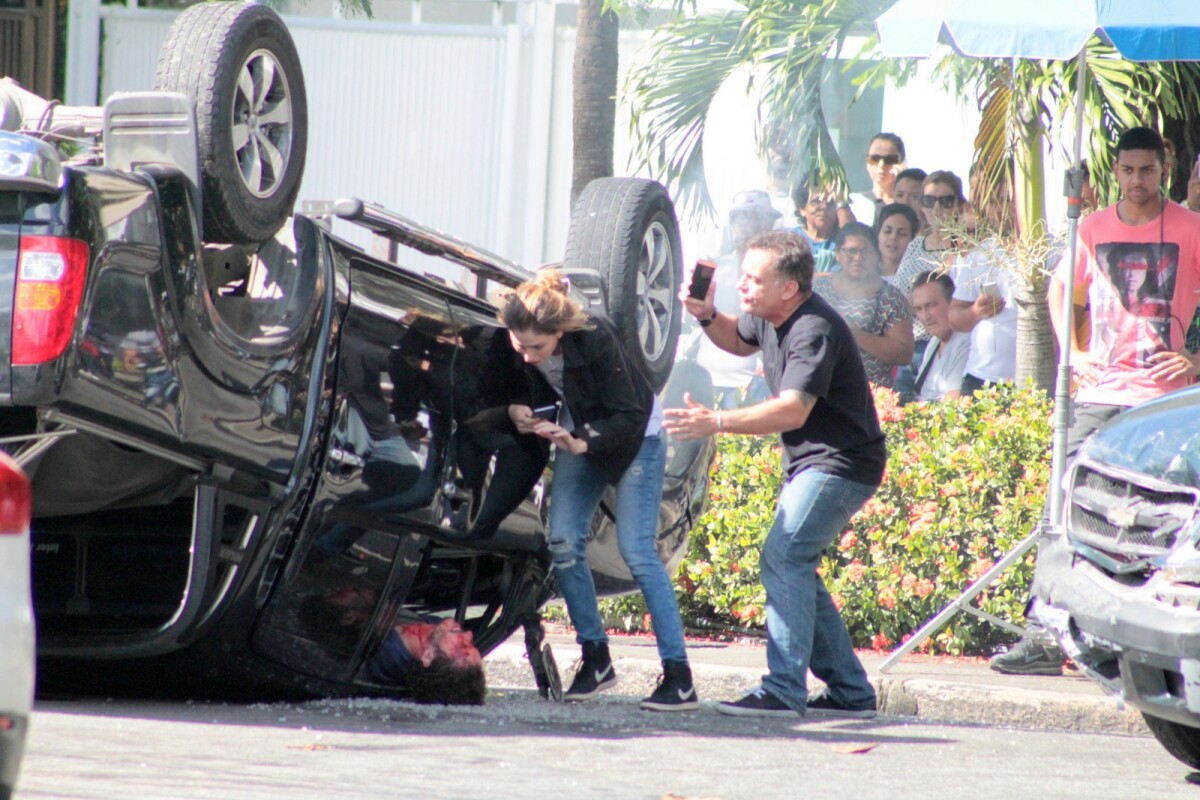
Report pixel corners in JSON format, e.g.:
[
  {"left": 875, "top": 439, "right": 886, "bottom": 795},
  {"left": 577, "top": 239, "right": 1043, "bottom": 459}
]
[
  {"left": 626, "top": 0, "right": 1200, "bottom": 389},
  {"left": 572, "top": 0, "right": 622, "bottom": 205}
]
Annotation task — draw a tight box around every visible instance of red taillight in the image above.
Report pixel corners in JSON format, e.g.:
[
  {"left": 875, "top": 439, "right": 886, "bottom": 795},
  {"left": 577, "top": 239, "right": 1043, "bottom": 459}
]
[
  {"left": 0, "top": 451, "right": 30, "bottom": 535},
  {"left": 13, "top": 235, "right": 89, "bottom": 365}
]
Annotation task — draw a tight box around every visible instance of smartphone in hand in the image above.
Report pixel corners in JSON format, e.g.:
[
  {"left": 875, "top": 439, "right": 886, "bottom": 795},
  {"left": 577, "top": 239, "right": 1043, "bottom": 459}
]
[
  {"left": 689, "top": 259, "right": 717, "bottom": 301},
  {"left": 530, "top": 403, "right": 560, "bottom": 423},
  {"left": 980, "top": 281, "right": 1001, "bottom": 301}
]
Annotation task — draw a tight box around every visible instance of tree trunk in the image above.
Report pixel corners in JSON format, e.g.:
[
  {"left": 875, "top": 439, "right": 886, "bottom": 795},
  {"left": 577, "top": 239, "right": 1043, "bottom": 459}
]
[
  {"left": 1014, "top": 275, "right": 1055, "bottom": 394},
  {"left": 571, "top": 0, "right": 619, "bottom": 208}
]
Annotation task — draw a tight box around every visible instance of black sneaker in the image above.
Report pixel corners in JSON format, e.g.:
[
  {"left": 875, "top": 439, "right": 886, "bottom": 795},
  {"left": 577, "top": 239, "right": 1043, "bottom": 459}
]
[
  {"left": 989, "top": 638, "right": 1064, "bottom": 676},
  {"left": 805, "top": 691, "right": 877, "bottom": 719},
  {"left": 563, "top": 641, "right": 617, "bottom": 702},
  {"left": 715, "top": 687, "right": 799, "bottom": 718},
  {"left": 640, "top": 660, "right": 699, "bottom": 712}
]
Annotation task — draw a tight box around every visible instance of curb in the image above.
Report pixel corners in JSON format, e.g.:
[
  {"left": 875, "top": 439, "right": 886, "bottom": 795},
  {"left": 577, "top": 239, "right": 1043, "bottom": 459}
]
[{"left": 484, "top": 641, "right": 1149, "bottom": 736}]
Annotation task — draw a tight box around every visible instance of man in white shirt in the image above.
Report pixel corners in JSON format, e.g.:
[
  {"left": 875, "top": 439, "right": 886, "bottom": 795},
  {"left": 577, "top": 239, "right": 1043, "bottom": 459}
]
[
  {"left": 949, "top": 241, "right": 1018, "bottom": 394},
  {"left": 909, "top": 271, "right": 969, "bottom": 403},
  {"left": 683, "top": 190, "right": 773, "bottom": 407}
]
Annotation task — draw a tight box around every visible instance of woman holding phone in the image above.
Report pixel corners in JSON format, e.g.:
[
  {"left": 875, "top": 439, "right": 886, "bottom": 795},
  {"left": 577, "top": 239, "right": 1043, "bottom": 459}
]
[{"left": 499, "top": 271, "right": 697, "bottom": 712}]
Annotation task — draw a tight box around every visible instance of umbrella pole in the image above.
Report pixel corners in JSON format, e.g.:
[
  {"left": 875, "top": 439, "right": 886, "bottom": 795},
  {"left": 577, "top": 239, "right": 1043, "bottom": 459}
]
[{"left": 1048, "top": 53, "right": 1088, "bottom": 531}]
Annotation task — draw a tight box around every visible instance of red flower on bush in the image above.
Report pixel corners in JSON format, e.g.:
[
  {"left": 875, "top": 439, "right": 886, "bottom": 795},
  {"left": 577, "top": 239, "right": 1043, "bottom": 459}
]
[
  {"left": 915, "top": 578, "right": 935, "bottom": 599},
  {"left": 878, "top": 586, "right": 897, "bottom": 610},
  {"left": 871, "top": 632, "right": 893, "bottom": 651},
  {"left": 840, "top": 531, "right": 858, "bottom": 549},
  {"left": 845, "top": 559, "right": 866, "bottom": 582}
]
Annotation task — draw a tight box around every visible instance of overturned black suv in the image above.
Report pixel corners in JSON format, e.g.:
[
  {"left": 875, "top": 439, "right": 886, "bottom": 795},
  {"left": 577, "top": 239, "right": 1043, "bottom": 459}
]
[
  {"left": 1034, "top": 387, "right": 1200, "bottom": 769},
  {"left": 0, "top": 2, "right": 711, "bottom": 699}
]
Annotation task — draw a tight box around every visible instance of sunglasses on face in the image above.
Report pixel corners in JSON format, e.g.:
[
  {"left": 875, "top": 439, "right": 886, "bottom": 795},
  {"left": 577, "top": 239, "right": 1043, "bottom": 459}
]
[
  {"left": 838, "top": 246, "right": 871, "bottom": 259},
  {"left": 867, "top": 154, "right": 902, "bottom": 167},
  {"left": 921, "top": 194, "right": 958, "bottom": 209}
]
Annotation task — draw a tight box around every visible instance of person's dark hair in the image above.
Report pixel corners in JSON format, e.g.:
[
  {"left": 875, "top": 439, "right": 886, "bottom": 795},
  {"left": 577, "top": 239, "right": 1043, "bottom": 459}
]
[
  {"left": 745, "top": 230, "right": 814, "bottom": 293},
  {"left": 923, "top": 170, "right": 966, "bottom": 203},
  {"left": 895, "top": 167, "right": 927, "bottom": 185},
  {"left": 1115, "top": 126, "right": 1166, "bottom": 164},
  {"left": 405, "top": 651, "right": 487, "bottom": 706},
  {"left": 911, "top": 270, "right": 955, "bottom": 302},
  {"left": 1079, "top": 159, "right": 1090, "bottom": 181},
  {"left": 870, "top": 132, "right": 906, "bottom": 160},
  {"left": 298, "top": 591, "right": 486, "bottom": 706},
  {"left": 875, "top": 203, "right": 920, "bottom": 237},
  {"left": 834, "top": 221, "right": 879, "bottom": 253}
]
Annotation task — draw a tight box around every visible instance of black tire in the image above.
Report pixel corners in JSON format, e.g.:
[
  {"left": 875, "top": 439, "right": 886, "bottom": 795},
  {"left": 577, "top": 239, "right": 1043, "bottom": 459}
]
[
  {"left": 563, "top": 178, "right": 682, "bottom": 392},
  {"left": 1144, "top": 713, "right": 1200, "bottom": 769},
  {"left": 155, "top": 2, "right": 308, "bottom": 244}
]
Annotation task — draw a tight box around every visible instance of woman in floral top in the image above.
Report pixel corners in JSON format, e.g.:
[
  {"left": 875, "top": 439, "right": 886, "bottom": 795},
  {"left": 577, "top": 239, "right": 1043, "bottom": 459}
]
[{"left": 812, "top": 222, "right": 913, "bottom": 388}]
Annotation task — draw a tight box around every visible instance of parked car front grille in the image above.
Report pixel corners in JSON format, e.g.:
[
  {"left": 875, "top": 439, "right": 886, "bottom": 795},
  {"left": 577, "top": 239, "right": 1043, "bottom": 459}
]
[{"left": 1067, "top": 462, "right": 1198, "bottom": 569}]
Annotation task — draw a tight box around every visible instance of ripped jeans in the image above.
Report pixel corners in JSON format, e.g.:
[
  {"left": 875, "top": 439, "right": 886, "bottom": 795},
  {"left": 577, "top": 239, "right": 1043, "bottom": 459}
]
[{"left": 547, "top": 433, "right": 687, "bottom": 663}]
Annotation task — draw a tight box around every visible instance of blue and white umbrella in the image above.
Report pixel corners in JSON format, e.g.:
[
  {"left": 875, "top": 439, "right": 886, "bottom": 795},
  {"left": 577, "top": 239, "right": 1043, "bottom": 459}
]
[{"left": 876, "top": 0, "right": 1200, "bottom": 526}]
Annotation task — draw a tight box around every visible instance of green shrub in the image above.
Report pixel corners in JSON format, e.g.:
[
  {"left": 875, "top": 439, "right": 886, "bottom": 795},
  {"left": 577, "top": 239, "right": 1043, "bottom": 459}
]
[{"left": 600, "top": 383, "right": 1052, "bottom": 656}]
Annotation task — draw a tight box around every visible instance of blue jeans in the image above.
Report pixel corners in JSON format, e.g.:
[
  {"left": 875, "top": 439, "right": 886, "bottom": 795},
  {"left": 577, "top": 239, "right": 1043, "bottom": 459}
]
[
  {"left": 761, "top": 469, "right": 877, "bottom": 712},
  {"left": 547, "top": 434, "right": 687, "bottom": 663}
]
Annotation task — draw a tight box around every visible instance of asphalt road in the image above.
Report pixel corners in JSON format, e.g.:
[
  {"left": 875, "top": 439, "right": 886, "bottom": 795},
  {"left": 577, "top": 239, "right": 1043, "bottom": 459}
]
[{"left": 14, "top": 689, "right": 1198, "bottom": 800}]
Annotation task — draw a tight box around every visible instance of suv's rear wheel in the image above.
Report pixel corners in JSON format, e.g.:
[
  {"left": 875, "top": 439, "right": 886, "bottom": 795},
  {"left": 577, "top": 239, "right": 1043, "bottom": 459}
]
[
  {"left": 563, "top": 178, "right": 682, "bottom": 392},
  {"left": 1144, "top": 713, "right": 1200, "bottom": 769},
  {"left": 155, "top": 2, "right": 308, "bottom": 245}
]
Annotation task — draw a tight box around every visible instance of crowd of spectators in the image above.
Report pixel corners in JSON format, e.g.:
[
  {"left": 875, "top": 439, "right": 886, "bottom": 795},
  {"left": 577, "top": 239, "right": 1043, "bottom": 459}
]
[{"left": 689, "top": 132, "right": 1023, "bottom": 405}]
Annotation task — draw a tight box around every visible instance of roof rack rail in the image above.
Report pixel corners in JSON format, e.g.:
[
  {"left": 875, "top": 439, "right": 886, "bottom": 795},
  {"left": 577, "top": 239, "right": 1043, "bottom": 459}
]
[{"left": 332, "top": 197, "right": 534, "bottom": 294}]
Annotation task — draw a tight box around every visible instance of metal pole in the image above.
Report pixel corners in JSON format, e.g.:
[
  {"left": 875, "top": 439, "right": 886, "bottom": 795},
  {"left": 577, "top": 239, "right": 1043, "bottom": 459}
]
[
  {"left": 1048, "top": 52, "right": 1088, "bottom": 530},
  {"left": 879, "top": 530, "right": 1038, "bottom": 672}
]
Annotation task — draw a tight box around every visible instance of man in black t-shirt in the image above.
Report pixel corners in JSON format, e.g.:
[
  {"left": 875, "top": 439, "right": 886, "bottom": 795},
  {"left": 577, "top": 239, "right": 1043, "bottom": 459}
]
[{"left": 665, "top": 230, "right": 886, "bottom": 718}]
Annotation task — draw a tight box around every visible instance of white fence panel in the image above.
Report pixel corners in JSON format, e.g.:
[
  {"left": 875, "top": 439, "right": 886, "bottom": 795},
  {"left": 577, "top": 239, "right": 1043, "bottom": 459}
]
[{"left": 96, "top": 9, "right": 533, "bottom": 269}]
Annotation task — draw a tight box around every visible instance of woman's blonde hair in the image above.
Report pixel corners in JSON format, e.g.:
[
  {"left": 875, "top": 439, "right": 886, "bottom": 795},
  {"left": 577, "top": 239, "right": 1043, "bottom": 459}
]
[{"left": 499, "top": 270, "right": 592, "bottom": 334}]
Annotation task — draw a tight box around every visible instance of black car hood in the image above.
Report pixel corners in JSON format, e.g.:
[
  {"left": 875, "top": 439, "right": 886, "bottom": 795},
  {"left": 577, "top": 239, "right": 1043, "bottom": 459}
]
[{"left": 1081, "top": 386, "right": 1200, "bottom": 486}]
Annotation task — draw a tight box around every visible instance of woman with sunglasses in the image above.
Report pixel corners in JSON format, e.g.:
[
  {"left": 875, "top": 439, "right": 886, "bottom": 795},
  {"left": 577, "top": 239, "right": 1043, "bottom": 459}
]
[
  {"left": 498, "top": 271, "right": 697, "bottom": 712},
  {"left": 847, "top": 133, "right": 906, "bottom": 225},
  {"left": 812, "top": 222, "right": 913, "bottom": 388},
  {"left": 892, "top": 170, "right": 967, "bottom": 401}
]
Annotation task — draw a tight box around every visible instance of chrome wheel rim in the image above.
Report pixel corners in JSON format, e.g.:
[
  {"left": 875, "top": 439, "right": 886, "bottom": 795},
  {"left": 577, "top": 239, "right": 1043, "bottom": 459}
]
[
  {"left": 635, "top": 220, "right": 675, "bottom": 364},
  {"left": 231, "top": 49, "right": 294, "bottom": 199}
]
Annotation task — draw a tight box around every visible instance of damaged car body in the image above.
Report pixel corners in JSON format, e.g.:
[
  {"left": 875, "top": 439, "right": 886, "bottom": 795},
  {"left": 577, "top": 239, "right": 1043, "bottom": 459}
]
[
  {"left": 0, "top": 2, "right": 712, "bottom": 701},
  {"left": 1034, "top": 386, "right": 1200, "bottom": 768}
]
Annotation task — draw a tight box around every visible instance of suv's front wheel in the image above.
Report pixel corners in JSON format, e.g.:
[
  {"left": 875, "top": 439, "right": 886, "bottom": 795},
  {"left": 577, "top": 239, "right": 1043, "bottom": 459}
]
[{"left": 1144, "top": 713, "right": 1200, "bottom": 769}]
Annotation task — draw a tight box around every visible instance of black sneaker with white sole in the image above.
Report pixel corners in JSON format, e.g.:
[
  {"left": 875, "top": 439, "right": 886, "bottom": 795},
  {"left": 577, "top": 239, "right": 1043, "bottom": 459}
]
[
  {"left": 640, "top": 660, "right": 699, "bottom": 712},
  {"left": 805, "top": 691, "right": 877, "bottom": 719},
  {"left": 563, "top": 640, "right": 617, "bottom": 702},
  {"left": 715, "top": 687, "right": 799, "bottom": 718}
]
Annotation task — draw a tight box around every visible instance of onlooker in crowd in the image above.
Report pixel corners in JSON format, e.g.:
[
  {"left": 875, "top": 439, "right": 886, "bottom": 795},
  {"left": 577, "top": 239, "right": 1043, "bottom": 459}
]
[
  {"left": 876, "top": 202, "right": 920, "bottom": 280},
  {"left": 908, "top": 271, "right": 969, "bottom": 403},
  {"left": 996, "top": 126, "right": 1200, "bottom": 675},
  {"left": 791, "top": 181, "right": 841, "bottom": 273},
  {"left": 665, "top": 230, "right": 885, "bottom": 719},
  {"left": 848, "top": 133, "right": 906, "bottom": 225},
  {"left": 812, "top": 223, "right": 913, "bottom": 389},
  {"left": 762, "top": 121, "right": 803, "bottom": 229},
  {"left": 892, "top": 170, "right": 968, "bottom": 401},
  {"left": 683, "top": 190, "right": 771, "bottom": 408},
  {"left": 499, "top": 271, "right": 698, "bottom": 710},
  {"left": 949, "top": 238, "right": 1018, "bottom": 395},
  {"left": 892, "top": 167, "right": 929, "bottom": 233}
]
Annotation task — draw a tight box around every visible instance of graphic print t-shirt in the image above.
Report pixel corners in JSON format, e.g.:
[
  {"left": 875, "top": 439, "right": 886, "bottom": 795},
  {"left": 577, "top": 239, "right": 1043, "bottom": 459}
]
[{"left": 1058, "top": 202, "right": 1200, "bottom": 406}]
